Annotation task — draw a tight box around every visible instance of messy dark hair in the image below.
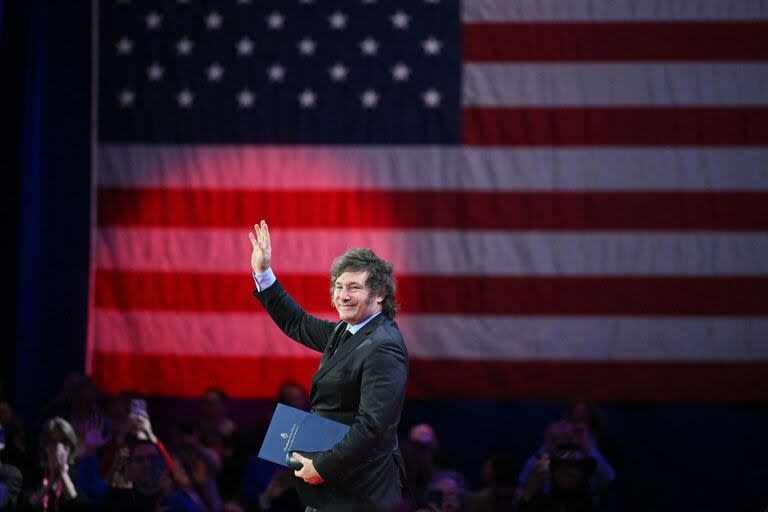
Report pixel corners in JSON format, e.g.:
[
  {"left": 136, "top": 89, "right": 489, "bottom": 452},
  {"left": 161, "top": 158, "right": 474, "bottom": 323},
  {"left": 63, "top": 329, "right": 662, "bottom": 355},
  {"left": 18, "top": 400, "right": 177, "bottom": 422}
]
[{"left": 330, "top": 248, "right": 398, "bottom": 318}]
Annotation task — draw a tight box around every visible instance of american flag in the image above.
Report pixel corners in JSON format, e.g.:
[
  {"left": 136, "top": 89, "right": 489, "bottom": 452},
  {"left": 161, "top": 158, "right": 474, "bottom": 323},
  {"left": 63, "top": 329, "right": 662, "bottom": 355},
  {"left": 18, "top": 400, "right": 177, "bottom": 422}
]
[{"left": 89, "top": 0, "right": 768, "bottom": 402}]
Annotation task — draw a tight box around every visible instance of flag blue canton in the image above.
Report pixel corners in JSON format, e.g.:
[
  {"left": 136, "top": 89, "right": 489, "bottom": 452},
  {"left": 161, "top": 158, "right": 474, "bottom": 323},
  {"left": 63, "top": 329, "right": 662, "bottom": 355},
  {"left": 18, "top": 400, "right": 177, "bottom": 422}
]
[{"left": 99, "top": 0, "right": 461, "bottom": 144}]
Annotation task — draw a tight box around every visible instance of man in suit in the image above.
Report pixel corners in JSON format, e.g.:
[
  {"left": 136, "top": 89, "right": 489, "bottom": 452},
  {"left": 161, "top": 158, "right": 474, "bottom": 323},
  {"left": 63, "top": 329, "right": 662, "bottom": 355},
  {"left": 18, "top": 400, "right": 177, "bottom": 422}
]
[{"left": 249, "top": 220, "right": 409, "bottom": 511}]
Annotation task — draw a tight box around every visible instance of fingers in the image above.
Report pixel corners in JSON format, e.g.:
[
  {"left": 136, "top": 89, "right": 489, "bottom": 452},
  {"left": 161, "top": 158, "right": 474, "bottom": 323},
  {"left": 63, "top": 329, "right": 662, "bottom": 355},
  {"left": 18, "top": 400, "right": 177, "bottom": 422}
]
[
  {"left": 262, "top": 220, "right": 270, "bottom": 245},
  {"left": 249, "top": 232, "right": 257, "bottom": 248},
  {"left": 291, "top": 452, "right": 307, "bottom": 463}
]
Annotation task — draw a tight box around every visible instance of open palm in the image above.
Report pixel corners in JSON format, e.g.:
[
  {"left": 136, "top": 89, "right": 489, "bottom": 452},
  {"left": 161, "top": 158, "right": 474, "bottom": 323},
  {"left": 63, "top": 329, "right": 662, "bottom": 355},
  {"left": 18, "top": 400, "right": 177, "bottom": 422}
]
[{"left": 249, "top": 220, "right": 272, "bottom": 274}]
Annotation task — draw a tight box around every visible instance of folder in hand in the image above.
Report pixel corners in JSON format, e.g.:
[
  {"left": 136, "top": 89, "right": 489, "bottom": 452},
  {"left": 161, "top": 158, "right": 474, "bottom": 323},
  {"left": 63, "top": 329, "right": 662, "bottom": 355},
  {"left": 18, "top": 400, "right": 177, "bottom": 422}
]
[{"left": 258, "top": 403, "right": 350, "bottom": 468}]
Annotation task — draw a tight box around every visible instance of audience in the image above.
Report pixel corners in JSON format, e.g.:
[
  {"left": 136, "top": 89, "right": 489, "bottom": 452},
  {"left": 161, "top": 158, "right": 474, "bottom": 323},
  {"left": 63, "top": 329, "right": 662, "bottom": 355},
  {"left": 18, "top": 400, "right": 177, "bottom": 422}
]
[{"left": 3, "top": 374, "right": 634, "bottom": 512}]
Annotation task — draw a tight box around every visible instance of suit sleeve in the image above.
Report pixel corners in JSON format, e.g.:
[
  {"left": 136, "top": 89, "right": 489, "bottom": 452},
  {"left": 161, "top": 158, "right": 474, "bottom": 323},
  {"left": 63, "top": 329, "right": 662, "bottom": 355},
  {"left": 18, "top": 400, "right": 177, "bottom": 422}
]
[
  {"left": 253, "top": 279, "right": 337, "bottom": 353},
  {"left": 312, "top": 338, "right": 408, "bottom": 479}
]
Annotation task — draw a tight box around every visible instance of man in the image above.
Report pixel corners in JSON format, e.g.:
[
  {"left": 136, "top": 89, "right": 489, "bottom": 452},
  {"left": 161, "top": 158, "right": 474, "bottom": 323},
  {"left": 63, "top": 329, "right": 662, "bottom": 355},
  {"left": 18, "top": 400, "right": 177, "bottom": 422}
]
[
  {"left": 106, "top": 436, "right": 199, "bottom": 512},
  {"left": 249, "top": 220, "right": 409, "bottom": 511}
]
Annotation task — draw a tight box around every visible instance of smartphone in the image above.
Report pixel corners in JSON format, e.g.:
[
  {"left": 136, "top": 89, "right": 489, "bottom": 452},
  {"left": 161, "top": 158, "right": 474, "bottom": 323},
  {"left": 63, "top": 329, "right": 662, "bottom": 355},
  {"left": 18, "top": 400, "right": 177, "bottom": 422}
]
[{"left": 130, "top": 398, "right": 147, "bottom": 415}]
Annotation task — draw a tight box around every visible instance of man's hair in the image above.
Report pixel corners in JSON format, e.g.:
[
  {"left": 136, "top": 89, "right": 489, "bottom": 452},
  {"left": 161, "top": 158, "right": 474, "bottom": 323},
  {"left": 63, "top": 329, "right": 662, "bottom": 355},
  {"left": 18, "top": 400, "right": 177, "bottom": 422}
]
[{"left": 330, "top": 248, "right": 398, "bottom": 317}]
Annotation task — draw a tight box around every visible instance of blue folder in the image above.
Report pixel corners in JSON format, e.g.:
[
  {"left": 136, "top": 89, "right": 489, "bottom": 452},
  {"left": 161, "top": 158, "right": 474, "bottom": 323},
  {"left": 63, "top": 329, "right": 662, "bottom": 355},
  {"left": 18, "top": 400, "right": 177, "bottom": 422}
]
[{"left": 258, "top": 403, "right": 350, "bottom": 467}]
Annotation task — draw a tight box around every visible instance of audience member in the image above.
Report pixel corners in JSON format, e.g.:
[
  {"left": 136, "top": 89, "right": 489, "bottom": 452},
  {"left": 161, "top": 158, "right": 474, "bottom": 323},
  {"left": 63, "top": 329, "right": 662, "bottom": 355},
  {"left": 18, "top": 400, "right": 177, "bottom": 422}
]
[
  {"left": 401, "top": 423, "right": 439, "bottom": 507},
  {"left": 107, "top": 435, "right": 199, "bottom": 512},
  {"left": 28, "top": 418, "right": 83, "bottom": 511},
  {"left": 276, "top": 381, "right": 310, "bottom": 412},
  {"left": 468, "top": 455, "right": 516, "bottom": 512},
  {"left": 420, "top": 470, "right": 469, "bottom": 512},
  {"left": 0, "top": 401, "right": 33, "bottom": 497},
  {"left": 518, "top": 444, "right": 597, "bottom": 512},
  {"left": 0, "top": 424, "right": 23, "bottom": 510},
  {"left": 240, "top": 381, "right": 308, "bottom": 511},
  {"left": 561, "top": 401, "right": 616, "bottom": 467},
  {"left": 199, "top": 389, "right": 247, "bottom": 509},
  {"left": 172, "top": 421, "right": 222, "bottom": 512},
  {"left": 517, "top": 420, "right": 614, "bottom": 507}
]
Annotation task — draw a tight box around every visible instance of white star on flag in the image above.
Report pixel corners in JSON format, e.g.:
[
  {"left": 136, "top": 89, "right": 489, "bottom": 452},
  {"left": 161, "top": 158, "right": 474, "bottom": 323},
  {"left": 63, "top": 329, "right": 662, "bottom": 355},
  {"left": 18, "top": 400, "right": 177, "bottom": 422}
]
[
  {"left": 176, "top": 37, "right": 194, "bottom": 56},
  {"left": 361, "top": 89, "right": 379, "bottom": 108},
  {"left": 117, "top": 88, "right": 135, "bottom": 107},
  {"left": 422, "top": 88, "right": 441, "bottom": 107},
  {"left": 298, "top": 89, "right": 317, "bottom": 108},
  {"left": 266, "top": 12, "right": 285, "bottom": 30},
  {"left": 205, "top": 11, "right": 223, "bottom": 30},
  {"left": 145, "top": 11, "right": 162, "bottom": 30},
  {"left": 116, "top": 37, "right": 133, "bottom": 55},
  {"left": 267, "top": 63, "right": 285, "bottom": 82},
  {"left": 237, "top": 89, "right": 255, "bottom": 109},
  {"left": 422, "top": 37, "right": 442, "bottom": 56},
  {"left": 328, "top": 11, "right": 347, "bottom": 30},
  {"left": 236, "top": 37, "right": 254, "bottom": 56},
  {"left": 177, "top": 89, "right": 194, "bottom": 108},
  {"left": 360, "top": 37, "right": 378, "bottom": 56},
  {"left": 146, "top": 63, "right": 164, "bottom": 81},
  {"left": 207, "top": 63, "right": 224, "bottom": 82},
  {"left": 329, "top": 63, "right": 348, "bottom": 82},
  {"left": 391, "top": 62, "right": 411, "bottom": 82},
  {"left": 391, "top": 11, "right": 410, "bottom": 29},
  {"left": 298, "top": 38, "right": 316, "bottom": 56}
]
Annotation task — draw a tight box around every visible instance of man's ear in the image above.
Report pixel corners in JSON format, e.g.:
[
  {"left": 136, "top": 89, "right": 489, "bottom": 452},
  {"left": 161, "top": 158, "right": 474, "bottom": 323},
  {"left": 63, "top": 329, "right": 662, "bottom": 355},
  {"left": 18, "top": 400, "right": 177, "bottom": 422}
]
[{"left": 376, "top": 295, "right": 384, "bottom": 305}]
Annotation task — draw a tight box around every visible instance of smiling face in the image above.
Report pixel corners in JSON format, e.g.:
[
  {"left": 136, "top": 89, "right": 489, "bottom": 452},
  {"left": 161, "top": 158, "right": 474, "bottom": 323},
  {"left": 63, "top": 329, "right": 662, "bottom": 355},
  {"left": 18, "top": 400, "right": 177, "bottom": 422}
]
[{"left": 332, "top": 270, "right": 383, "bottom": 325}]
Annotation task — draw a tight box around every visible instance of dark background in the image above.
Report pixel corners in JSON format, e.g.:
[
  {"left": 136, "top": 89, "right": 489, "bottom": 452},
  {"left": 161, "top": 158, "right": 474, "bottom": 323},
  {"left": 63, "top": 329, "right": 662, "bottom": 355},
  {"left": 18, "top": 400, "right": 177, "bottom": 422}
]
[{"left": 2, "top": 2, "right": 767, "bottom": 510}]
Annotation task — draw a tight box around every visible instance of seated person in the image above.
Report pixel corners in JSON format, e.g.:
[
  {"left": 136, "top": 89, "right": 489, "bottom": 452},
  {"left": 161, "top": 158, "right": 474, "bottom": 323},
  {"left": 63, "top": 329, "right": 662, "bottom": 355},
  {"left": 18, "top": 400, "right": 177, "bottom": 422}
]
[{"left": 518, "top": 444, "right": 597, "bottom": 512}]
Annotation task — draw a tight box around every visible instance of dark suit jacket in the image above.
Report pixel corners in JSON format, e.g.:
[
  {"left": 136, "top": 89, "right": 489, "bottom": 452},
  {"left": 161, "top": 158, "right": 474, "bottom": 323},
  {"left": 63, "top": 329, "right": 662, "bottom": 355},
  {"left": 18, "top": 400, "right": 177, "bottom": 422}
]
[{"left": 254, "top": 279, "right": 409, "bottom": 510}]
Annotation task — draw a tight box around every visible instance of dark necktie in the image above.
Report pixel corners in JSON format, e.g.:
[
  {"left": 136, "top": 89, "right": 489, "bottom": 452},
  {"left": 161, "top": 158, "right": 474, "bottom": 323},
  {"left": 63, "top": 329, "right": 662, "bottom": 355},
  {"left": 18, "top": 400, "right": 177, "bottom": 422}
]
[{"left": 333, "top": 329, "right": 353, "bottom": 356}]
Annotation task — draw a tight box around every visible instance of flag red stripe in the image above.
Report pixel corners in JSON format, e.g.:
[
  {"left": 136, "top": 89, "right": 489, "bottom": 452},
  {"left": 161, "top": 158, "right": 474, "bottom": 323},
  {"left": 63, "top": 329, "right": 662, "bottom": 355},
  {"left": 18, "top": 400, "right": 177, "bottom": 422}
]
[
  {"left": 462, "top": 107, "right": 768, "bottom": 146},
  {"left": 90, "top": 352, "right": 768, "bottom": 402},
  {"left": 96, "top": 189, "right": 768, "bottom": 230},
  {"left": 463, "top": 22, "right": 768, "bottom": 62},
  {"left": 94, "top": 271, "right": 768, "bottom": 315}
]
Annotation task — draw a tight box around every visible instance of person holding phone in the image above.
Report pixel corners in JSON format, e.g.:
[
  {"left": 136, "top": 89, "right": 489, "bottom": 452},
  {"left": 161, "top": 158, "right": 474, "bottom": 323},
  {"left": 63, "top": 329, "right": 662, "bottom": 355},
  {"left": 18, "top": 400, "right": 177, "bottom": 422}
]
[{"left": 250, "top": 220, "right": 409, "bottom": 511}]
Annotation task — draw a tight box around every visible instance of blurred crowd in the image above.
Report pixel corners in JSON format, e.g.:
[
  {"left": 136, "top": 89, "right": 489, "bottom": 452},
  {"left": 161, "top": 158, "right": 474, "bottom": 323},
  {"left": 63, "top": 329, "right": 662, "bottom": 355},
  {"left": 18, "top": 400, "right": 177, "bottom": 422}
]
[{"left": 0, "top": 374, "right": 617, "bottom": 512}]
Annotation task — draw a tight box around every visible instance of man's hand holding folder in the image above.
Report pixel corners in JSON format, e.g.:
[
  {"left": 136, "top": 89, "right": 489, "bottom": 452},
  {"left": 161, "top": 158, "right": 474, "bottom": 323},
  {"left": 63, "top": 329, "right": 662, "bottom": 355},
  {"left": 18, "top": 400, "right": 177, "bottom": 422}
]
[{"left": 258, "top": 404, "right": 350, "bottom": 485}]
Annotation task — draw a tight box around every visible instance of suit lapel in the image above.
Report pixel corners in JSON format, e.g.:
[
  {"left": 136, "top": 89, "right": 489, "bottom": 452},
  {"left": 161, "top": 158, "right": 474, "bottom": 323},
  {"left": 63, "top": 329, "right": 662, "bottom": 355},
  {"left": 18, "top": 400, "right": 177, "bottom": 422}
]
[
  {"left": 318, "top": 321, "right": 347, "bottom": 369},
  {"left": 312, "top": 314, "right": 385, "bottom": 384}
]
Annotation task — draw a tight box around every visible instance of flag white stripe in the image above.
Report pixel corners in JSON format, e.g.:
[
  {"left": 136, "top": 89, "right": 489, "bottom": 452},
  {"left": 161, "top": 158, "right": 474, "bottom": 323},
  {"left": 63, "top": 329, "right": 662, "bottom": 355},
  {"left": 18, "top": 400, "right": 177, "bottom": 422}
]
[
  {"left": 97, "top": 146, "right": 768, "bottom": 191},
  {"left": 93, "top": 310, "right": 768, "bottom": 361},
  {"left": 464, "top": 63, "right": 768, "bottom": 107},
  {"left": 95, "top": 228, "right": 768, "bottom": 276},
  {"left": 462, "top": 0, "right": 768, "bottom": 22}
]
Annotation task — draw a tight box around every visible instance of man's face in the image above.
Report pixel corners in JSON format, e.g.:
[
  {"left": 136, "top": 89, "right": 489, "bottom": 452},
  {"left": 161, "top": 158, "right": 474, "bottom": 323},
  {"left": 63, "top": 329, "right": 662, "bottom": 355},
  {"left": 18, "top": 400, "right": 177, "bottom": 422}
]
[{"left": 333, "top": 270, "right": 382, "bottom": 325}]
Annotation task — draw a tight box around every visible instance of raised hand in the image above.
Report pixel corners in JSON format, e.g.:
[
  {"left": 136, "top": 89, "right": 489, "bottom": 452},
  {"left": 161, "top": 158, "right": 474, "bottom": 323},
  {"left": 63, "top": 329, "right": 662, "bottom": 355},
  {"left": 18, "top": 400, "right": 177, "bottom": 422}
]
[
  {"left": 131, "top": 410, "right": 158, "bottom": 444},
  {"left": 82, "top": 413, "right": 108, "bottom": 455},
  {"left": 249, "top": 220, "right": 272, "bottom": 274}
]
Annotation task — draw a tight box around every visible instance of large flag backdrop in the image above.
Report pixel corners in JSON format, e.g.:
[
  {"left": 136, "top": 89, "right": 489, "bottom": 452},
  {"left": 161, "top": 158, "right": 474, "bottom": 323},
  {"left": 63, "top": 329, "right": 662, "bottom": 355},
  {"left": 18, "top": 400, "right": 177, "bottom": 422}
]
[{"left": 89, "top": 0, "right": 768, "bottom": 402}]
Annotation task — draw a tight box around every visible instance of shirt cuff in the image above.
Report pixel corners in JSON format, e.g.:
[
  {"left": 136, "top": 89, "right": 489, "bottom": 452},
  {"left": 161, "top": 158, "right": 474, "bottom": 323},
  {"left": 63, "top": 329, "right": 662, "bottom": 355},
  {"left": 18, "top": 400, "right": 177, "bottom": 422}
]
[{"left": 253, "top": 267, "right": 276, "bottom": 292}]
